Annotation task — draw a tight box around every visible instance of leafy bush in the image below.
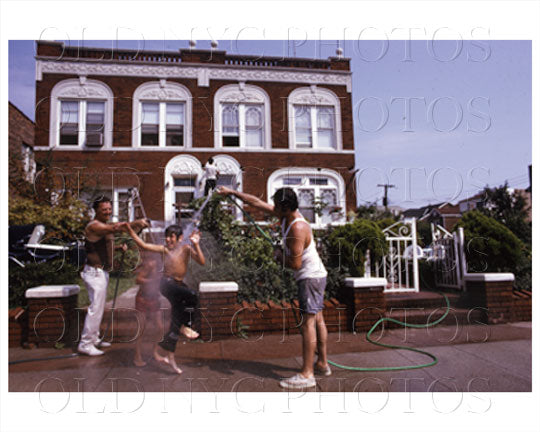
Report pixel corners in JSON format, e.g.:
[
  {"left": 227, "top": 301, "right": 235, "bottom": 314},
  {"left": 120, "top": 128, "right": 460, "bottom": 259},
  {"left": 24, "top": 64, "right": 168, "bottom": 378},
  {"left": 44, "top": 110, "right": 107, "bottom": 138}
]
[
  {"left": 187, "top": 195, "right": 298, "bottom": 303},
  {"left": 9, "top": 259, "right": 80, "bottom": 308},
  {"left": 9, "top": 196, "right": 89, "bottom": 242},
  {"left": 323, "top": 219, "right": 388, "bottom": 277},
  {"left": 455, "top": 210, "right": 526, "bottom": 273}
]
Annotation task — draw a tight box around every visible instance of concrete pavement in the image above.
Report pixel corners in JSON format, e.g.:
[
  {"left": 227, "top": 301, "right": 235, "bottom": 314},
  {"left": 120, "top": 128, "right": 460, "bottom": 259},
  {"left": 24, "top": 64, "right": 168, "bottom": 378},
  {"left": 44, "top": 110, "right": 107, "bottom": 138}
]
[{"left": 8, "top": 321, "right": 531, "bottom": 393}]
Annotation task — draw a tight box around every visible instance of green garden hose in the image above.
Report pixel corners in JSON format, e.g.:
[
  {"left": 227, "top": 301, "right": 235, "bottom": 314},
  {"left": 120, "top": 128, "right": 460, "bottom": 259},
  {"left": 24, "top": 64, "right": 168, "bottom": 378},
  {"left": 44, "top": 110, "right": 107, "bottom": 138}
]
[{"left": 227, "top": 195, "right": 451, "bottom": 371}]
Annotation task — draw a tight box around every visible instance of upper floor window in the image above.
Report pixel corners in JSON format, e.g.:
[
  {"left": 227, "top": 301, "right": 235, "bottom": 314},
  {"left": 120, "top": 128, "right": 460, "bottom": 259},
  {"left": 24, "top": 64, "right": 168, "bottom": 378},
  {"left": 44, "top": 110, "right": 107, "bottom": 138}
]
[
  {"left": 50, "top": 78, "right": 113, "bottom": 148},
  {"left": 288, "top": 86, "right": 342, "bottom": 151},
  {"left": 59, "top": 100, "right": 106, "bottom": 146},
  {"left": 133, "top": 80, "right": 192, "bottom": 148},
  {"left": 214, "top": 84, "right": 271, "bottom": 149},
  {"left": 140, "top": 102, "right": 185, "bottom": 147}
]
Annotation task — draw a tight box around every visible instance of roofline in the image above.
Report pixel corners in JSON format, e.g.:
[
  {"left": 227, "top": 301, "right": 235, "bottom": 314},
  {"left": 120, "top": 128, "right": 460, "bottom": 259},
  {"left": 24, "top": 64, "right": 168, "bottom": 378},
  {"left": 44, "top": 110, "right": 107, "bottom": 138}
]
[{"left": 8, "top": 101, "right": 35, "bottom": 125}]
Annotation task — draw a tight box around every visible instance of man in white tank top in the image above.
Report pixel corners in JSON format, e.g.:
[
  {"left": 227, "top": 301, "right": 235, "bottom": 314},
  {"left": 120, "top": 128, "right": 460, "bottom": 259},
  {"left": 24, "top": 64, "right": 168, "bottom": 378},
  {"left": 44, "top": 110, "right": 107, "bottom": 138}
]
[{"left": 217, "top": 186, "right": 330, "bottom": 389}]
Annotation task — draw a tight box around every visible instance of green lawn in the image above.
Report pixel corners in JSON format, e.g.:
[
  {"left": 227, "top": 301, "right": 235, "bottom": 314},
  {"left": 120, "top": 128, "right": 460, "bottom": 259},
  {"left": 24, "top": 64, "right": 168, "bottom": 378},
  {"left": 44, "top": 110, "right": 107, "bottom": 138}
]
[{"left": 77, "top": 275, "right": 136, "bottom": 307}]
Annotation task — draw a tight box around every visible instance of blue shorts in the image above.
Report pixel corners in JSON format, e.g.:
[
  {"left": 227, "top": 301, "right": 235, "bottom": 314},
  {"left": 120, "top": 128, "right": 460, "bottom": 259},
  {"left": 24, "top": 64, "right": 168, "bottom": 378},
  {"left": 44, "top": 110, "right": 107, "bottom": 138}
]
[{"left": 297, "top": 277, "right": 326, "bottom": 314}]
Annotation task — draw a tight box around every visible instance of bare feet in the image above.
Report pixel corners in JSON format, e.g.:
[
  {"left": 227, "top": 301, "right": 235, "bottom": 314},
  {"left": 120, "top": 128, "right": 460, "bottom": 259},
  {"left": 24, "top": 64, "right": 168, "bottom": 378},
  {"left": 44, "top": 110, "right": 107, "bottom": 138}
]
[
  {"left": 134, "top": 358, "right": 147, "bottom": 367},
  {"left": 153, "top": 347, "right": 168, "bottom": 364},
  {"left": 166, "top": 353, "right": 183, "bottom": 375},
  {"left": 180, "top": 325, "right": 199, "bottom": 340},
  {"left": 153, "top": 346, "right": 182, "bottom": 374}
]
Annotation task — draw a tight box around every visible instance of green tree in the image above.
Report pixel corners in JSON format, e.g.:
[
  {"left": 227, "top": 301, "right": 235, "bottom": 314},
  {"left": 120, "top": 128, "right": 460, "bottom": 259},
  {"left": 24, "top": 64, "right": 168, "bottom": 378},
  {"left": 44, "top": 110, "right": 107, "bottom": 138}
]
[
  {"left": 455, "top": 210, "right": 526, "bottom": 273},
  {"left": 479, "top": 182, "right": 531, "bottom": 246}
]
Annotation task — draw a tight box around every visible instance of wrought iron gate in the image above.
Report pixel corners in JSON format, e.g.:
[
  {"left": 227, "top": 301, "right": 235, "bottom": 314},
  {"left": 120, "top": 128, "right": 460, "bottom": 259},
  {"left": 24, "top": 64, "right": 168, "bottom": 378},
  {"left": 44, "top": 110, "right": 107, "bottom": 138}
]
[
  {"left": 431, "top": 224, "right": 467, "bottom": 291},
  {"left": 376, "top": 218, "right": 420, "bottom": 293}
]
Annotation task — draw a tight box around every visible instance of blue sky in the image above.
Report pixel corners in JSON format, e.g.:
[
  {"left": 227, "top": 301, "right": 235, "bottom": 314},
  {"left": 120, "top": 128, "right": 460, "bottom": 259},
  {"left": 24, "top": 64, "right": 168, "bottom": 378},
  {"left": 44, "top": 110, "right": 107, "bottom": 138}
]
[{"left": 8, "top": 39, "right": 531, "bottom": 209}]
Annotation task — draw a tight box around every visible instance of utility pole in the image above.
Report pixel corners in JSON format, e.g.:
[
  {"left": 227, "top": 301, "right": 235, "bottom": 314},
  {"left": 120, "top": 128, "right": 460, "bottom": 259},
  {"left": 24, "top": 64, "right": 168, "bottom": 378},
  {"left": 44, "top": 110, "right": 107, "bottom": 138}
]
[{"left": 377, "top": 184, "right": 396, "bottom": 210}]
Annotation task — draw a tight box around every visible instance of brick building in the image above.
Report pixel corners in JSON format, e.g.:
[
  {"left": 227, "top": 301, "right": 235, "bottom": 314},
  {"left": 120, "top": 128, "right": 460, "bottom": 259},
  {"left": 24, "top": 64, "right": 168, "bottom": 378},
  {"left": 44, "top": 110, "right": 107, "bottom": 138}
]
[
  {"left": 9, "top": 101, "right": 36, "bottom": 186},
  {"left": 33, "top": 41, "right": 356, "bottom": 226}
]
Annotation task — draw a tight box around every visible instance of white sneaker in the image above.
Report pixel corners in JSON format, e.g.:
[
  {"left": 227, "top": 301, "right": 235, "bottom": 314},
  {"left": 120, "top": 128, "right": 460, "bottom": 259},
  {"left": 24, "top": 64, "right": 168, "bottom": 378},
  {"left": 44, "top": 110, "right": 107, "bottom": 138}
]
[
  {"left": 78, "top": 344, "right": 104, "bottom": 356},
  {"left": 95, "top": 340, "right": 111, "bottom": 348},
  {"left": 279, "top": 374, "right": 316, "bottom": 389}
]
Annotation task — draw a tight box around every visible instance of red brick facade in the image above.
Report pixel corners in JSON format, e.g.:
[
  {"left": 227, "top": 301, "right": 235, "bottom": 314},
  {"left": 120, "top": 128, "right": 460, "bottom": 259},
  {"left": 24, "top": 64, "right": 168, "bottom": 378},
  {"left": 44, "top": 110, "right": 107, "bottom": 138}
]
[
  {"left": 9, "top": 102, "right": 35, "bottom": 192},
  {"left": 33, "top": 41, "right": 356, "bottom": 221}
]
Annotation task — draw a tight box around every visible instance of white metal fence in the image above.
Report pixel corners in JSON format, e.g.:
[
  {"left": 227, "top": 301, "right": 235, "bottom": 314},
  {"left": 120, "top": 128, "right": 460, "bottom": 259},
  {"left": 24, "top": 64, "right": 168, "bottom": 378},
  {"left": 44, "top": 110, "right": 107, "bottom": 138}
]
[
  {"left": 376, "top": 218, "right": 420, "bottom": 293},
  {"left": 431, "top": 224, "right": 467, "bottom": 291}
]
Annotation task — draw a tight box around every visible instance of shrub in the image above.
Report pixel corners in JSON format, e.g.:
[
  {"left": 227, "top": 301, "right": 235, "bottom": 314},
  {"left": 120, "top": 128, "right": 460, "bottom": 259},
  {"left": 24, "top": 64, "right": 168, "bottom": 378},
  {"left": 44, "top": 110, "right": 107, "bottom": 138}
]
[
  {"left": 323, "top": 219, "right": 388, "bottom": 278},
  {"left": 455, "top": 210, "right": 526, "bottom": 273},
  {"left": 9, "top": 196, "right": 89, "bottom": 242},
  {"left": 9, "top": 259, "right": 80, "bottom": 308},
  {"left": 188, "top": 195, "right": 297, "bottom": 303}
]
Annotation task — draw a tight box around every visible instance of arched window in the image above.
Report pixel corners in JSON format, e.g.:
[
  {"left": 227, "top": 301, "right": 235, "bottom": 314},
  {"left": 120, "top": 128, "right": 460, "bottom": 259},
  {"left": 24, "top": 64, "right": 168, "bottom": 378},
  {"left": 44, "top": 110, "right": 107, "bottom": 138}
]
[
  {"left": 163, "top": 155, "right": 202, "bottom": 224},
  {"left": 214, "top": 84, "right": 271, "bottom": 149},
  {"left": 288, "top": 86, "right": 343, "bottom": 150},
  {"left": 132, "top": 80, "right": 192, "bottom": 148},
  {"left": 49, "top": 78, "right": 114, "bottom": 148},
  {"left": 267, "top": 168, "right": 346, "bottom": 226}
]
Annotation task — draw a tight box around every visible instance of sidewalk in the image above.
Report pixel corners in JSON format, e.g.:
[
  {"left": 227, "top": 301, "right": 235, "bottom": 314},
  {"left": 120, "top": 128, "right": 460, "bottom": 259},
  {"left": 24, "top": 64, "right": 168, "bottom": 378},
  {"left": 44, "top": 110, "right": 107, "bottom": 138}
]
[{"left": 8, "top": 321, "right": 531, "bottom": 392}]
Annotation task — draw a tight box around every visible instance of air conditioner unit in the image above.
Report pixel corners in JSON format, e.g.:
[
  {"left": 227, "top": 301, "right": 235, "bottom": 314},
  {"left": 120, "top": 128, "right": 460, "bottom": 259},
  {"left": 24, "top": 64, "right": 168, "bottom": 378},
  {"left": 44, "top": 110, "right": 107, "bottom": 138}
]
[{"left": 85, "top": 132, "right": 104, "bottom": 147}]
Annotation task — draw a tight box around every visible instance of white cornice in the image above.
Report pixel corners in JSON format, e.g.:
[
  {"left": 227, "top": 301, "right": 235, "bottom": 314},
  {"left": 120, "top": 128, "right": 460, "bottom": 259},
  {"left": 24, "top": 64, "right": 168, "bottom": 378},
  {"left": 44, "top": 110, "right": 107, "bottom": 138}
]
[
  {"left": 36, "top": 58, "right": 352, "bottom": 92},
  {"left": 32, "top": 146, "right": 355, "bottom": 154}
]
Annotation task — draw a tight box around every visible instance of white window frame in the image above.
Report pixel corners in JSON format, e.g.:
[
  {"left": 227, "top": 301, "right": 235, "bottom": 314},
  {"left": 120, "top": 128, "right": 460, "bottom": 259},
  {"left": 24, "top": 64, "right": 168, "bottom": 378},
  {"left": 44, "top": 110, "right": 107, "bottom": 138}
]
[
  {"left": 49, "top": 78, "right": 114, "bottom": 149},
  {"left": 287, "top": 86, "right": 343, "bottom": 151},
  {"left": 132, "top": 80, "right": 193, "bottom": 148},
  {"left": 214, "top": 83, "right": 271, "bottom": 149},
  {"left": 267, "top": 167, "right": 347, "bottom": 227}
]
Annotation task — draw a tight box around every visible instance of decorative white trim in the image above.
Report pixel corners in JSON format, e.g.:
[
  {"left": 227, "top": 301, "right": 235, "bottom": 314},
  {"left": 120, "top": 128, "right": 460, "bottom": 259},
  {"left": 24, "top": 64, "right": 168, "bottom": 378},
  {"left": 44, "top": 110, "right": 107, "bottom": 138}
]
[
  {"left": 344, "top": 278, "right": 387, "bottom": 288},
  {"left": 25, "top": 285, "right": 81, "bottom": 298},
  {"left": 163, "top": 154, "right": 203, "bottom": 224},
  {"left": 213, "top": 84, "right": 272, "bottom": 150},
  {"left": 211, "top": 155, "right": 243, "bottom": 221},
  {"left": 267, "top": 167, "right": 347, "bottom": 226},
  {"left": 199, "top": 281, "right": 238, "bottom": 293},
  {"left": 33, "top": 146, "right": 355, "bottom": 154},
  {"left": 464, "top": 273, "right": 515, "bottom": 282},
  {"left": 49, "top": 78, "right": 114, "bottom": 149},
  {"left": 288, "top": 86, "right": 343, "bottom": 151},
  {"left": 36, "top": 59, "right": 352, "bottom": 91},
  {"left": 132, "top": 80, "right": 193, "bottom": 148}
]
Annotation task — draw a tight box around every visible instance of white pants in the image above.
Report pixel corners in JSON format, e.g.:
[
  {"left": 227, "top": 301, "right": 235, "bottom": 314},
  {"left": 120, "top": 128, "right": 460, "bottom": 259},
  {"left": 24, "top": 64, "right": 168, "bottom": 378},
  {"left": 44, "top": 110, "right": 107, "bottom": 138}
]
[{"left": 79, "top": 265, "right": 109, "bottom": 349}]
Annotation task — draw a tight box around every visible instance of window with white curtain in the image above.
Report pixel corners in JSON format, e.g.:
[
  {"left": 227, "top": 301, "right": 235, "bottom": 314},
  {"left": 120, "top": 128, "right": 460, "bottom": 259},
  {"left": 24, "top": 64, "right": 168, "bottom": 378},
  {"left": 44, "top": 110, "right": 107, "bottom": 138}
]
[
  {"left": 214, "top": 84, "right": 270, "bottom": 149},
  {"left": 221, "top": 103, "right": 264, "bottom": 148},
  {"left": 292, "top": 105, "right": 335, "bottom": 149},
  {"left": 288, "top": 86, "right": 342, "bottom": 151},
  {"left": 268, "top": 169, "right": 346, "bottom": 226}
]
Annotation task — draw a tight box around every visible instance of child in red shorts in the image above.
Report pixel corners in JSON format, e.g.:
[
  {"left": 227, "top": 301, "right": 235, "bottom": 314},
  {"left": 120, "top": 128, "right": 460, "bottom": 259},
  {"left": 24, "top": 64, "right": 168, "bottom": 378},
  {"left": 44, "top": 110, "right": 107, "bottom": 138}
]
[{"left": 134, "top": 253, "right": 164, "bottom": 367}]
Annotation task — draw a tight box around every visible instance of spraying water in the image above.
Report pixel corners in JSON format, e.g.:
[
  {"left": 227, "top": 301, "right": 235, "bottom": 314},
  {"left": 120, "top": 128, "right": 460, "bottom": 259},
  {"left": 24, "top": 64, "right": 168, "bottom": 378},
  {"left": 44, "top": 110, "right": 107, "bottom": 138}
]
[{"left": 177, "top": 192, "right": 214, "bottom": 247}]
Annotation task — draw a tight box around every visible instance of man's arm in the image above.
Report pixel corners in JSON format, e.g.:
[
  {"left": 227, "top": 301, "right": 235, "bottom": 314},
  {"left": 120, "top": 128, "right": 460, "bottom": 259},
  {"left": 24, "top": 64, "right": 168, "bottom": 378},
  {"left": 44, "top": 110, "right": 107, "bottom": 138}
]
[
  {"left": 86, "top": 218, "right": 147, "bottom": 238},
  {"left": 217, "top": 186, "right": 275, "bottom": 215},
  {"left": 86, "top": 220, "right": 122, "bottom": 237}
]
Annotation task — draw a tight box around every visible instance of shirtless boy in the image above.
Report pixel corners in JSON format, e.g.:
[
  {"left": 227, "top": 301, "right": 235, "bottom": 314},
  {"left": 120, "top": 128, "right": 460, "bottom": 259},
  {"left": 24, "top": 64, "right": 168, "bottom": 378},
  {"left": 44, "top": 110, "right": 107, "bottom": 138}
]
[
  {"left": 122, "top": 223, "right": 205, "bottom": 374},
  {"left": 133, "top": 253, "right": 164, "bottom": 367}
]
